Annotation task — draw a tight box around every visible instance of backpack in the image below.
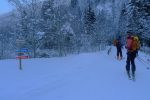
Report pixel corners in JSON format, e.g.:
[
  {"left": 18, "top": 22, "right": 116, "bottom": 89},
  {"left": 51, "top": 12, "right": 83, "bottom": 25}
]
[
  {"left": 126, "top": 36, "right": 134, "bottom": 50},
  {"left": 114, "top": 39, "right": 117, "bottom": 46},
  {"left": 126, "top": 36, "right": 139, "bottom": 51},
  {"left": 116, "top": 40, "right": 121, "bottom": 47},
  {"left": 114, "top": 39, "right": 121, "bottom": 47},
  {"left": 132, "top": 36, "right": 140, "bottom": 51},
  {"left": 134, "top": 36, "right": 140, "bottom": 49}
]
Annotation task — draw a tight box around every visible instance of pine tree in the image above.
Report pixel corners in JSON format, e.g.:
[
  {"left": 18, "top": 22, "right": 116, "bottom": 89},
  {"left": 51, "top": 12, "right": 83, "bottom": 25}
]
[
  {"left": 127, "top": 0, "right": 150, "bottom": 46},
  {"left": 71, "top": 0, "right": 78, "bottom": 8},
  {"left": 118, "top": 3, "right": 127, "bottom": 36},
  {"left": 41, "top": 0, "right": 56, "bottom": 50},
  {"left": 140, "top": 0, "right": 150, "bottom": 46},
  {"left": 84, "top": 3, "right": 96, "bottom": 35},
  {"left": 83, "top": 1, "right": 96, "bottom": 50}
]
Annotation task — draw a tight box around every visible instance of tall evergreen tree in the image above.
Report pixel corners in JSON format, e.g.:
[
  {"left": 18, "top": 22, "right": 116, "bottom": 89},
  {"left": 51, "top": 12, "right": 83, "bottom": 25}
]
[
  {"left": 41, "top": 0, "right": 56, "bottom": 50},
  {"left": 83, "top": 1, "right": 96, "bottom": 50},
  {"left": 127, "top": 0, "right": 150, "bottom": 46},
  {"left": 84, "top": 3, "right": 96, "bottom": 35},
  {"left": 118, "top": 3, "right": 127, "bottom": 36},
  {"left": 71, "top": 0, "right": 78, "bottom": 8}
]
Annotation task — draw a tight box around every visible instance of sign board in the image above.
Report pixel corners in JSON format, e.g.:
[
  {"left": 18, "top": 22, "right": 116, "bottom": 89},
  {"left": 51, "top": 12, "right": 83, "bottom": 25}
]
[
  {"left": 16, "top": 39, "right": 25, "bottom": 44},
  {"left": 16, "top": 48, "right": 28, "bottom": 53},
  {"left": 17, "top": 52, "right": 24, "bottom": 56},
  {"left": 16, "top": 39, "right": 25, "bottom": 48},
  {"left": 16, "top": 56, "right": 29, "bottom": 59},
  {"left": 16, "top": 49, "right": 29, "bottom": 58},
  {"left": 15, "top": 46, "right": 29, "bottom": 70}
]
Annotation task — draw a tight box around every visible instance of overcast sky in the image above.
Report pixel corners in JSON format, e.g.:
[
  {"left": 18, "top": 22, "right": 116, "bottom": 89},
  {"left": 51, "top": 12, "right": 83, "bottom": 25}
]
[{"left": 0, "top": 0, "right": 13, "bottom": 15}]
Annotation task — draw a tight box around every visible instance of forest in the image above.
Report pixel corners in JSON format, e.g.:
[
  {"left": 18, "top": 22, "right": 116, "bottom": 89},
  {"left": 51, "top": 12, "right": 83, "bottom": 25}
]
[{"left": 0, "top": 0, "right": 149, "bottom": 59}]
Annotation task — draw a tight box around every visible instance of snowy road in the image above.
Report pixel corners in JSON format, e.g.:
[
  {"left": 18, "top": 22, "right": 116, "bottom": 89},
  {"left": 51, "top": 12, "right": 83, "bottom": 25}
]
[{"left": 0, "top": 47, "right": 150, "bottom": 100}]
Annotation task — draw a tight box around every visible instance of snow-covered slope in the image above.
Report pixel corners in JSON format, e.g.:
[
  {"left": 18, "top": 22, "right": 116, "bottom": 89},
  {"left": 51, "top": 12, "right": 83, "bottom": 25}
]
[{"left": 0, "top": 47, "right": 150, "bottom": 100}]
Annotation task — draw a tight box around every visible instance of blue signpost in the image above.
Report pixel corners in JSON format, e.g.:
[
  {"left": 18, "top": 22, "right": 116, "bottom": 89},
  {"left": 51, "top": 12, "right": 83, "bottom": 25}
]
[
  {"left": 16, "top": 48, "right": 28, "bottom": 53},
  {"left": 16, "top": 39, "right": 27, "bottom": 70},
  {"left": 16, "top": 48, "right": 29, "bottom": 70}
]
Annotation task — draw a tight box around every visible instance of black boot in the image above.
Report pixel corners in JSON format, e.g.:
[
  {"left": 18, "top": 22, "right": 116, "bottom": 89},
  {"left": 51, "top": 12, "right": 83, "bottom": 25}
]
[
  {"left": 127, "top": 71, "right": 131, "bottom": 79},
  {"left": 132, "top": 72, "right": 135, "bottom": 80}
]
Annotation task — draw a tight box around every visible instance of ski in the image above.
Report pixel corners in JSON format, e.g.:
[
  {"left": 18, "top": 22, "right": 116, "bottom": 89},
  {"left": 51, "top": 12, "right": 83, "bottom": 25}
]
[
  {"left": 137, "top": 57, "right": 150, "bottom": 70},
  {"left": 147, "top": 59, "right": 150, "bottom": 62},
  {"left": 132, "top": 74, "right": 136, "bottom": 82},
  {"left": 127, "top": 72, "right": 136, "bottom": 81},
  {"left": 115, "top": 56, "right": 125, "bottom": 60},
  {"left": 127, "top": 72, "right": 132, "bottom": 80},
  {"left": 128, "top": 75, "right": 131, "bottom": 80},
  {"left": 128, "top": 75, "right": 136, "bottom": 81},
  {"left": 132, "top": 77, "right": 136, "bottom": 81}
]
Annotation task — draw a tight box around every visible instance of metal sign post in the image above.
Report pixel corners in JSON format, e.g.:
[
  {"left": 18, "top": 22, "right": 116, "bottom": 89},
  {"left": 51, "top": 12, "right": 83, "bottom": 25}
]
[
  {"left": 16, "top": 39, "right": 25, "bottom": 70},
  {"left": 19, "top": 55, "right": 22, "bottom": 70}
]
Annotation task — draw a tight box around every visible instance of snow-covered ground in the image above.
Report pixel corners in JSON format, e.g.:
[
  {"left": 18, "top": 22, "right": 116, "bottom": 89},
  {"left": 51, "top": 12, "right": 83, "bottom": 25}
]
[{"left": 0, "top": 47, "right": 150, "bottom": 100}]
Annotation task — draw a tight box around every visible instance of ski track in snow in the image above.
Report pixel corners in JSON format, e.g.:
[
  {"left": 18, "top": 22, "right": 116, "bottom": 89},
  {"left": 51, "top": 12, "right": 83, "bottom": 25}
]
[{"left": 0, "top": 47, "right": 150, "bottom": 100}]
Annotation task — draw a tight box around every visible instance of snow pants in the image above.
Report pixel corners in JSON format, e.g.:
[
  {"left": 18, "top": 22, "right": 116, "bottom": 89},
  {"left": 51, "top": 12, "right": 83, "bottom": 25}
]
[
  {"left": 117, "top": 47, "right": 122, "bottom": 58},
  {"left": 126, "top": 52, "right": 136, "bottom": 73}
]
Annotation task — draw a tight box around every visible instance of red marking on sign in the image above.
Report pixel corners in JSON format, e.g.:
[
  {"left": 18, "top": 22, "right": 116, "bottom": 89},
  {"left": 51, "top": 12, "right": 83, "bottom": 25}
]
[{"left": 16, "top": 56, "right": 29, "bottom": 59}]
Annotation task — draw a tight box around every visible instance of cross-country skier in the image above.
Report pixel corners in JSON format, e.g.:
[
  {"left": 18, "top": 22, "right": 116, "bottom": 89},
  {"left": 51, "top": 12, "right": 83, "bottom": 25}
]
[
  {"left": 125, "top": 32, "right": 140, "bottom": 80},
  {"left": 114, "top": 36, "right": 123, "bottom": 60}
]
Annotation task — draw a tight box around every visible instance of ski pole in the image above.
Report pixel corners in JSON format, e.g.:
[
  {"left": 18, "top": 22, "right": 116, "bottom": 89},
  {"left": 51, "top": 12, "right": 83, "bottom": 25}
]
[
  {"left": 137, "top": 57, "right": 149, "bottom": 69},
  {"left": 107, "top": 47, "right": 112, "bottom": 55},
  {"left": 137, "top": 57, "right": 149, "bottom": 70},
  {"left": 138, "top": 56, "right": 150, "bottom": 65}
]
